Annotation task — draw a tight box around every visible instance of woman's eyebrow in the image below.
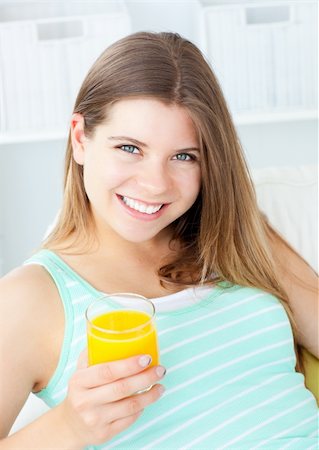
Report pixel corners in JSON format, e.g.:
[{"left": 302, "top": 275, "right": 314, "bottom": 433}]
[
  {"left": 108, "top": 136, "right": 148, "bottom": 147},
  {"left": 108, "top": 136, "right": 200, "bottom": 152}
]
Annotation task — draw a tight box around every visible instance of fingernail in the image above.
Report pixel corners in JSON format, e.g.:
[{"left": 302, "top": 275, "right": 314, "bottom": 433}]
[
  {"left": 156, "top": 366, "right": 166, "bottom": 378},
  {"left": 158, "top": 385, "right": 166, "bottom": 396},
  {"left": 139, "top": 355, "right": 152, "bottom": 367}
]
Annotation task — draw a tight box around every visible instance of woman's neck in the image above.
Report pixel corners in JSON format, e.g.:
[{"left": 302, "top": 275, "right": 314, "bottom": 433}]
[{"left": 49, "top": 226, "right": 180, "bottom": 298}]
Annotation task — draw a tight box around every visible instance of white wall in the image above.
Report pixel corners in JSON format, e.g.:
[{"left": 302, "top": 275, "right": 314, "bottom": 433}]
[
  {"left": 238, "top": 119, "right": 318, "bottom": 168},
  {"left": 0, "top": 140, "right": 65, "bottom": 273},
  {"left": 125, "top": 0, "right": 202, "bottom": 46}
]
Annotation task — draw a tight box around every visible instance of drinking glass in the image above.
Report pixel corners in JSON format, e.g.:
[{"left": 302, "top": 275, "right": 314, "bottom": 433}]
[{"left": 86, "top": 293, "right": 159, "bottom": 367}]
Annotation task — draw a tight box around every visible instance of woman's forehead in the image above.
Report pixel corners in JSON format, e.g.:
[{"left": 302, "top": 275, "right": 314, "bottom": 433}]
[{"left": 100, "top": 97, "right": 199, "bottom": 146}]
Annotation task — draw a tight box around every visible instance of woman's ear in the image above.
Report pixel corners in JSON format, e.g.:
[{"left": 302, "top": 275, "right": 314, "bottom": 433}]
[{"left": 70, "top": 113, "right": 87, "bottom": 165}]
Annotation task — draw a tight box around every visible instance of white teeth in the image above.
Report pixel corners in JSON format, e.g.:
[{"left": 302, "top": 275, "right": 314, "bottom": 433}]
[{"left": 122, "top": 196, "right": 163, "bottom": 214}]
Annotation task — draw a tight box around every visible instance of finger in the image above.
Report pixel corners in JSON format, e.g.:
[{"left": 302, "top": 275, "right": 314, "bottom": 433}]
[
  {"left": 107, "top": 410, "right": 143, "bottom": 442},
  {"left": 76, "top": 348, "right": 88, "bottom": 370},
  {"left": 85, "top": 365, "right": 166, "bottom": 403},
  {"left": 104, "top": 384, "right": 165, "bottom": 436},
  {"left": 77, "top": 354, "right": 153, "bottom": 388}
]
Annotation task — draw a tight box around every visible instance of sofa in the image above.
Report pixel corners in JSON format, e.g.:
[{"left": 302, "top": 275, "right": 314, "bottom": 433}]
[
  {"left": 252, "top": 164, "right": 318, "bottom": 402},
  {"left": 10, "top": 164, "right": 318, "bottom": 434}
]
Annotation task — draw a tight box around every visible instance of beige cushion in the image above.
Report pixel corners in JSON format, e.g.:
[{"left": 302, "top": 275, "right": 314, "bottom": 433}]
[{"left": 252, "top": 165, "right": 318, "bottom": 272}]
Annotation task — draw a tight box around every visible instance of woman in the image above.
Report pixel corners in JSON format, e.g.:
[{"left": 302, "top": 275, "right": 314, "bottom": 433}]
[{"left": 0, "top": 32, "right": 317, "bottom": 449}]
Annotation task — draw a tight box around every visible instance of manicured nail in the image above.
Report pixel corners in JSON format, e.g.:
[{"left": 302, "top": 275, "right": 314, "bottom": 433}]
[
  {"left": 156, "top": 366, "right": 166, "bottom": 378},
  {"left": 139, "top": 355, "right": 152, "bottom": 367},
  {"left": 158, "top": 385, "right": 166, "bottom": 396}
]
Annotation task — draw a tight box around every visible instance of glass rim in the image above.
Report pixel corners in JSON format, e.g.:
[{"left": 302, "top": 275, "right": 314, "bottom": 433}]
[{"left": 85, "top": 293, "right": 156, "bottom": 335}]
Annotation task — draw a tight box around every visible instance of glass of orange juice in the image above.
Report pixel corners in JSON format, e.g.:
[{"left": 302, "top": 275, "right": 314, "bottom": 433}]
[{"left": 86, "top": 293, "right": 159, "bottom": 369}]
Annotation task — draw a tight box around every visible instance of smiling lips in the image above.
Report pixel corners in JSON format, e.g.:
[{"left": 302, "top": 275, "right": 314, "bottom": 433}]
[{"left": 120, "top": 195, "right": 165, "bottom": 215}]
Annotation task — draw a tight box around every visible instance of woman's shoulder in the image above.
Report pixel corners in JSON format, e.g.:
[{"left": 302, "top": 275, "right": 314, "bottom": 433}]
[
  {"left": 0, "top": 263, "right": 63, "bottom": 342},
  {"left": 1, "top": 262, "right": 65, "bottom": 387},
  {"left": 216, "top": 283, "right": 288, "bottom": 318},
  {"left": 0, "top": 262, "right": 58, "bottom": 307},
  {"left": 217, "top": 282, "right": 280, "bottom": 303},
  {"left": 0, "top": 263, "right": 64, "bottom": 380}
]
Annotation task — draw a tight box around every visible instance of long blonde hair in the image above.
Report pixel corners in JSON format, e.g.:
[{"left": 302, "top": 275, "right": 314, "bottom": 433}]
[{"left": 43, "top": 32, "right": 304, "bottom": 368}]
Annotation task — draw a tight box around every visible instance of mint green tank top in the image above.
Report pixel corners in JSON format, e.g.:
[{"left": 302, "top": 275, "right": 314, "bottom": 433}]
[{"left": 25, "top": 250, "right": 318, "bottom": 449}]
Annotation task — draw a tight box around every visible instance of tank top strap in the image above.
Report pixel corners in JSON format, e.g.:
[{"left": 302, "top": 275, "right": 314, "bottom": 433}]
[{"left": 23, "top": 249, "right": 102, "bottom": 406}]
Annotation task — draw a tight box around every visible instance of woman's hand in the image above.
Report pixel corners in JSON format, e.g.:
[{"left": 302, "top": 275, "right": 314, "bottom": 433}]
[{"left": 58, "top": 351, "right": 166, "bottom": 448}]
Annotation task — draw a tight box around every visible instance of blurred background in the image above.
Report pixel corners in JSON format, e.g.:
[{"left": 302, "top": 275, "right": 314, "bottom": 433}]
[{"left": 0, "top": 0, "right": 318, "bottom": 275}]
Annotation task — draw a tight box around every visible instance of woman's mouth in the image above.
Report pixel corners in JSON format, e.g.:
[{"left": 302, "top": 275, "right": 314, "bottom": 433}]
[
  {"left": 122, "top": 195, "right": 163, "bottom": 214},
  {"left": 116, "top": 194, "right": 168, "bottom": 220}
]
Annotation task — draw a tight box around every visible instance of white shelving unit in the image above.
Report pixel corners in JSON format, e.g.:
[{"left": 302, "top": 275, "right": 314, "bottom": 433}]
[
  {"left": 0, "top": 130, "right": 68, "bottom": 145},
  {"left": 199, "top": 0, "right": 318, "bottom": 125},
  {"left": 0, "top": 0, "right": 317, "bottom": 145},
  {"left": 233, "top": 109, "right": 317, "bottom": 126},
  {"left": 0, "top": 1, "right": 131, "bottom": 143}
]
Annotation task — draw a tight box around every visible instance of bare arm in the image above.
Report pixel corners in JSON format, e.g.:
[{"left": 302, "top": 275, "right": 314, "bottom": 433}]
[
  {"left": 1, "top": 356, "right": 165, "bottom": 450},
  {"left": 0, "top": 266, "right": 165, "bottom": 449},
  {"left": 1, "top": 406, "right": 82, "bottom": 450},
  {"left": 0, "top": 266, "right": 53, "bottom": 438},
  {"left": 0, "top": 265, "right": 78, "bottom": 448},
  {"left": 269, "top": 233, "right": 319, "bottom": 358}
]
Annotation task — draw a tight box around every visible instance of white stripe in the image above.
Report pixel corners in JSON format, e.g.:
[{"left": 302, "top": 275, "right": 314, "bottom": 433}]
[
  {"left": 167, "top": 339, "right": 292, "bottom": 397},
  {"left": 73, "top": 294, "right": 91, "bottom": 305},
  {"left": 141, "top": 374, "right": 287, "bottom": 450},
  {"left": 218, "top": 398, "right": 315, "bottom": 450},
  {"left": 266, "top": 417, "right": 318, "bottom": 450},
  {"left": 183, "top": 395, "right": 312, "bottom": 450},
  {"left": 161, "top": 305, "right": 282, "bottom": 355},
  {"left": 71, "top": 333, "right": 86, "bottom": 348},
  {"left": 66, "top": 280, "right": 78, "bottom": 288},
  {"left": 200, "top": 400, "right": 312, "bottom": 450},
  {"left": 64, "top": 360, "right": 77, "bottom": 374},
  {"left": 306, "top": 445, "right": 319, "bottom": 450},
  {"left": 105, "top": 356, "right": 294, "bottom": 449},
  {"left": 168, "top": 321, "right": 288, "bottom": 374},
  {"left": 286, "top": 429, "right": 318, "bottom": 450},
  {"left": 74, "top": 314, "right": 85, "bottom": 325},
  {"left": 158, "top": 292, "right": 267, "bottom": 336},
  {"left": 52, "top": 386, "right": 67, "bottom": 400}
]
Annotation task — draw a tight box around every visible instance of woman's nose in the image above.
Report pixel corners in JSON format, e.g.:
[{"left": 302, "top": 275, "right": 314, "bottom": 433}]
[{"left": 136, "top": 162, "right": 172, "bottom": 196}]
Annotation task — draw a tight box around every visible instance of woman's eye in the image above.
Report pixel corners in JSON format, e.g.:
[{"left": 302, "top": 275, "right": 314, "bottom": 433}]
[
  {"left": 119, "top": 144, "right": 140, "bottom": 154},
  {"left": 174, "top": 153, "right": 196, "bottom": 161}
]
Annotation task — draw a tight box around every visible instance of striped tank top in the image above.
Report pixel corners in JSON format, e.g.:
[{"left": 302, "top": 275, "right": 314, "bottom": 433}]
[{"left": 25, "top": 250, "right": 318, "bottom": 449}]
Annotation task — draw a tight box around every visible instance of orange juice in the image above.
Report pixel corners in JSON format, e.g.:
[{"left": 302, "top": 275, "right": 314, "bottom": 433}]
[{"left": 87, "top": 309, "right": 159, "bottom": 366}]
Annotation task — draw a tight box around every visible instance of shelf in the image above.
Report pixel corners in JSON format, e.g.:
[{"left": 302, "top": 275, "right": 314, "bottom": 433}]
[
  {"left": 0, "top": 130, "right": 68, "bottom": 145},
  {"left": 0, "top": 110, "right": 317, "bottom": 145},
  {"left": 0, "top": 1, "right": 131, "bottom": 147},
  {"left": 233, "top": 110, "right": 318, "bottom": 126}
]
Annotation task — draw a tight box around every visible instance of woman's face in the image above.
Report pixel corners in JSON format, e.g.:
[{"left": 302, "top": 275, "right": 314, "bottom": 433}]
[{"left": 72, "top": 97, "right": 201, "bottom": 244}]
